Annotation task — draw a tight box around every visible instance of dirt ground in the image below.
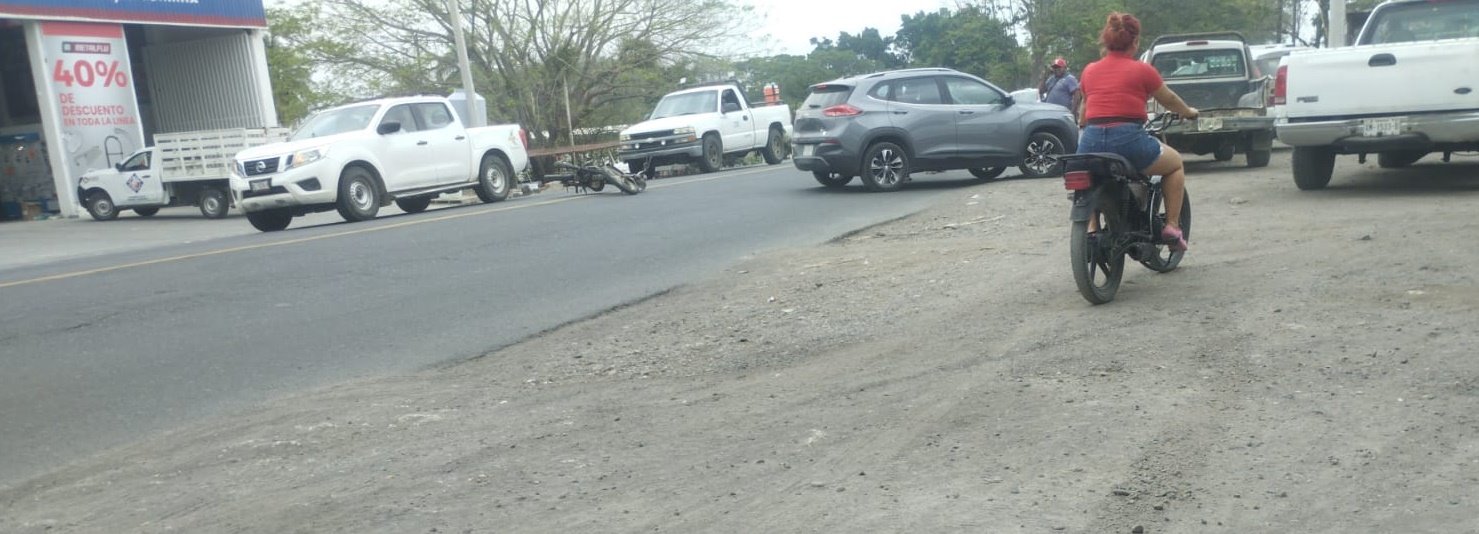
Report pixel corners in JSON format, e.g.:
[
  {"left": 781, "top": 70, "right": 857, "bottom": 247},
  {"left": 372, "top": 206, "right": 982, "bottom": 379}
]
[{"left": 4, "top": 150, "right": 1479, "bottom": 533}]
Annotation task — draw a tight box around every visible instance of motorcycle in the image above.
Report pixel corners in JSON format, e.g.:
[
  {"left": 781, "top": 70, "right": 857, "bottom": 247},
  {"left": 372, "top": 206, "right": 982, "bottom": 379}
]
[
  {"left": 546, "top": 158, "right": 648, "bottom": 195},
  {"left": 1058, "top": 113, "right": 1192, "bottom": 304}
]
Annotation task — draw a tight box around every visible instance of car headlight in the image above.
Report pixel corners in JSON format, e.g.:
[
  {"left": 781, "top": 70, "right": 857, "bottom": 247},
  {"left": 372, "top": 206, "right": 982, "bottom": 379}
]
[
  {"left": 619, "top": 133, "right": 632, "bottom": 141},
  {"left": 285, "top": 147, "right": 327, "bottom": 169},
  {"left": 672, "top": 126, "right": 695, "bottom": 136},
  {"left": 229, "top": 161, "right": 244, "bottom": 177}
]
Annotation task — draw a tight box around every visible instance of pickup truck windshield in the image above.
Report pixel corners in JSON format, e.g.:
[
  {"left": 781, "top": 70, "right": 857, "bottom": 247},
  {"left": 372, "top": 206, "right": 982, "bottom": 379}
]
[
  {"left": 290, "top": 104, "right": 380, "bottom": 141},
  {"left": 1152, "top": 50, "right": 1246, "bottom": 80},
  {"left": 650, "top": 92, "right": 716, "bottom": 120},
  {"left": 1363, "top": 0, "right": 1479, "bottom": 44}
]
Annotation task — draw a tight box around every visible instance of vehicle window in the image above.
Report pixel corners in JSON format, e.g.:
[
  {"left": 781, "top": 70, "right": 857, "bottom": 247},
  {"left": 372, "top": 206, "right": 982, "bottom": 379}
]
[
  {"left": 721, "top": 90, "right": 742, "bottom": 110},
  {"left": 1253, "top": 57, "right": 1280, "bottom": 78},
  {"left": 414, "top": 103, "right": 455, "bottom": 130},
  {"left": 121, "top": 151, "right": 149, "bottom": 171},
  {"left": 864, "top": 82, "right": 891, "bottom": 101},
  {"left": 1151, "top": 49, "right": 1246, "bottom": 80},
  {"left": 290, "top": 104, "right": 380, "bottom": 141},
  {"left": 380, "top": 104, "right": 419, "bottom": 134},
  {"left": 890, "top": 77, "right": 943, "bottom": 105},
  {"left": 1364, "top": 1, "right": 1479, "bottom": 44},
  {"left": 803, "top": 85, "right": 855, "bottom": 108},
  {"left": 943, "top": 77, "right": 1004, "bottom": 106},
  {"left": 650, "top": 91, "right": 717, "bottom": 120}
]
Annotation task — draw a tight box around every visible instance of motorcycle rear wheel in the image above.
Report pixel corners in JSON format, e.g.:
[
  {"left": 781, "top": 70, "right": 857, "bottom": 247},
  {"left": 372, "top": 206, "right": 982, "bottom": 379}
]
[
  {"left": 1141, "top": 189, "right": 1190, "bottom": 273},
  {"left": 1070, "top": 191, "right": 1125, "bottom": 305}
]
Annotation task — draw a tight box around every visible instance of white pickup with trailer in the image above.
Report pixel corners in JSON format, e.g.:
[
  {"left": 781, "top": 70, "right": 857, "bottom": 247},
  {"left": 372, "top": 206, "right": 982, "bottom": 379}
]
[
  {"left": 617, "top": 81, "right": 792, "bottom": 176},
  {"left": 228, "top": 95, "right": 529, "bottom": 232},
  {"left": 76, "top": 128, "right": 288, "bottom": 220}
]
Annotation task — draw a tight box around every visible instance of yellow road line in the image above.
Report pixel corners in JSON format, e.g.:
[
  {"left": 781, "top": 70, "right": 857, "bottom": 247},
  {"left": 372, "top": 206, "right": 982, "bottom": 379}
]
[{"left": 0, "top": 166, "right": 778, "bottom": 290}]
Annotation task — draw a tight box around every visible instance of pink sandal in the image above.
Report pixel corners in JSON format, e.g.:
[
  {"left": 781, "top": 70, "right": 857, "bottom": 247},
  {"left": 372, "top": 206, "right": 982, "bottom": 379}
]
[{"left": 1161, "top": 226, "right": 1188, "bottom": 252}]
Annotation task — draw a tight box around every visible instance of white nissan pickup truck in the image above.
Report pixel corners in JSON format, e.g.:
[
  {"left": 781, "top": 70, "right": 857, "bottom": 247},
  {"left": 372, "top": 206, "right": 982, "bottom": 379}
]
[
  {"left": 618, "top": 82, "right": 792, "bottom": 176},
  {"left": 1275, "top": 0, "right": 1479, "bottom": 190},
  {"left": 229, "top": 96, "right": 528, "bottom": 231}
]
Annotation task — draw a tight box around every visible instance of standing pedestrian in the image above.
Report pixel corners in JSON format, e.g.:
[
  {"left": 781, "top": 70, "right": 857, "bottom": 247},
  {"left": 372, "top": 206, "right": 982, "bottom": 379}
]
[{"left": 1039, "top": 57, "right": 1082, "bottom": 116}]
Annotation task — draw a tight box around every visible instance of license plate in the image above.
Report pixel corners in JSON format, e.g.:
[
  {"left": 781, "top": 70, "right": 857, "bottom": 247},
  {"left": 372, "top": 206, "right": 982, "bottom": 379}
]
[
  {"left": 798, "top": 144, "right": 814, "bottom": 156},
  {"left": 250, "top": 179, "right": 270, "bottom": 192},
  {"left": 1197, "top": 118, "right": 1223, "bottom": 132},
  {"left": 1361, "top": 117, "right": 1404, "bottom": 137}
]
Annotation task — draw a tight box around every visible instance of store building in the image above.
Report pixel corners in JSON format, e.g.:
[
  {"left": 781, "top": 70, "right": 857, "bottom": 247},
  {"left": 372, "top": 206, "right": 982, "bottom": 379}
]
[{"left": 0, "top": 0, "right": 277, "bottom": 221}]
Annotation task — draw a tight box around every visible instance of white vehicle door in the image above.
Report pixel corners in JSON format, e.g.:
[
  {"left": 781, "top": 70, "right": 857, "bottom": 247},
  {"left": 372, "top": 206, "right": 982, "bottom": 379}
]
[
  {"left": 718, "top": 89, "right": 755, "bottom": 152},
  {"left": 413, "top": 102, "right": 470, "bottom": 184},
  {"left": 373, "top": 104, "right": 430, "bottom": 189},
  {"left": 106, "top": 149, "right": 165, "bottom": 208}
]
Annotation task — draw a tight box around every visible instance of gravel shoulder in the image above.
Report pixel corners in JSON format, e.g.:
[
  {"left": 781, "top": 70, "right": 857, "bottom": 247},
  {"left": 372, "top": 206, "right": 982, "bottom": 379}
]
[{"left": 5, "top": 151, "right": 1479, "bottom": 533}]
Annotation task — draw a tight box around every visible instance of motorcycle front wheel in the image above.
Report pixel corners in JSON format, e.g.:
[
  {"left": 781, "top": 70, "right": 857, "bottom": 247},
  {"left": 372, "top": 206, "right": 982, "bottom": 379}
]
[{"left": 1070, "top": 189, "right": 1125, "bottom": 305}]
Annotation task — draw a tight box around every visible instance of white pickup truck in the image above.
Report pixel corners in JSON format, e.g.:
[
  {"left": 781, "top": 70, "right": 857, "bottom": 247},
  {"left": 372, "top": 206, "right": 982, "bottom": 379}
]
[
  {"left": 229, "top": 96, "right": 529, "bottom": 232},
  {"left": 76, "top": 128, "right": 288, "bottom": 220},
  {"left": 1275, "top": 0, "right": 1479, "bottom": 190},
  {"left": 618, "top": 82, "right": 792, "bottom": 176}
]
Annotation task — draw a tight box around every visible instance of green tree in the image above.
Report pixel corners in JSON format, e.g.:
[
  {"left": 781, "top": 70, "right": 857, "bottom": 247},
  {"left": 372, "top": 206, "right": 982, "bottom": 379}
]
[
  {"left": 896, "top": 6, "right": 1029, "bottom": 88},
  {"left": 264, "top": 5, "right": 340, "bottom": 125}
]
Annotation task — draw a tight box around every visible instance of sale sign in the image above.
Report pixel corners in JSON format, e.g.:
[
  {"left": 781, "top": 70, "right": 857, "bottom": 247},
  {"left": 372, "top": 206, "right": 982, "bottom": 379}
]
[{"left": 33, "top": 22, "right": 145, "bottom": 194}]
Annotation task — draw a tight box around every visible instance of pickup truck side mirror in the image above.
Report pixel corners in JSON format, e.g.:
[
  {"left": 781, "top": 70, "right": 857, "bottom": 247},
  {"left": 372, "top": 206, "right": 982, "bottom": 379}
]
[
  {"left": 115, "top": 163, "right": 124, "bottom": 171},
  {"left": 722, "top": 102, "right": 742, "bottom": 114},
  {"left": 377, "top": 121, "right": 402, "bottom": 135},
  {"left": 1003, "top": 95, "right": 1016, "bottom": 107}
]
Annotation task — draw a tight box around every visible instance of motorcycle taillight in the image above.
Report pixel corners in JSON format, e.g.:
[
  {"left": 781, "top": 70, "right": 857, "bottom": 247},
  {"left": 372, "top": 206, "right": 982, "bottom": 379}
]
[{"left": 1063, "top": 170, "right": 1092, "bottom": 190}]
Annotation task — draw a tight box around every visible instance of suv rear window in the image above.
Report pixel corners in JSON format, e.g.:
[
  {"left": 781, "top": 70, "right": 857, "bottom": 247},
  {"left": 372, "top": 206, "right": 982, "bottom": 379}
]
[{"left": 802, "top": 85, "right": 853, "bottom": 109}]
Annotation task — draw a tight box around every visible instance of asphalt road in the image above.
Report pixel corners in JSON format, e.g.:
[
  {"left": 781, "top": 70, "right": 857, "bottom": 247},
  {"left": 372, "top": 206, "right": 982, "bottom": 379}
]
[{"left": 0, "top": 163, "right": 1008, "bottom": 485}]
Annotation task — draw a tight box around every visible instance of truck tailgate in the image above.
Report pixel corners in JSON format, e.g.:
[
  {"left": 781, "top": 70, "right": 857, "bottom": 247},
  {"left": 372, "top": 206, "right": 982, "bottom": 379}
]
[{"left": 1285, "top": 39, "right": 1479, "bottom": 119}]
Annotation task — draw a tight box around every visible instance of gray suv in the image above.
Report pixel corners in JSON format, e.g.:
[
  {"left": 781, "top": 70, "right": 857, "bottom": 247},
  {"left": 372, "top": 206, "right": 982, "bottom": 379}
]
[{"left": 792, "top": 68, "right": 1079, "bottom": 191}]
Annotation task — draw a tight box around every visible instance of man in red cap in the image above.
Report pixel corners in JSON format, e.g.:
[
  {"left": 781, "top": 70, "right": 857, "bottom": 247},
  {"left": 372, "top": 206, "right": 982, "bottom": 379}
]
[{"left": 1038, "top": 57, "right": 1082, "bottom": 116}]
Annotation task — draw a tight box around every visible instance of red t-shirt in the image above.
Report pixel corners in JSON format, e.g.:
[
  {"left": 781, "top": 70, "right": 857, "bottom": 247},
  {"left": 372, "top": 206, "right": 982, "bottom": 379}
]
[{"left": 1080, "top": 51, "right": 1163, "bottom": 122}]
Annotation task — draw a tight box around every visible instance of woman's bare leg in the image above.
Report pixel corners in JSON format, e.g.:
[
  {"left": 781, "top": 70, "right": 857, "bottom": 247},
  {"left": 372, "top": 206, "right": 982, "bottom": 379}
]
[{"left": 1144, "top": 141, "right": 1186, "bottom": 230}]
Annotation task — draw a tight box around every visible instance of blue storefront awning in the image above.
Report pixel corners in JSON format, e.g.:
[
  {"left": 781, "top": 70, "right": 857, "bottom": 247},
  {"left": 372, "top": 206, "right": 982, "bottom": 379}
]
[{"left": 0, "top": 0, "right": 266, "bottom": 29}]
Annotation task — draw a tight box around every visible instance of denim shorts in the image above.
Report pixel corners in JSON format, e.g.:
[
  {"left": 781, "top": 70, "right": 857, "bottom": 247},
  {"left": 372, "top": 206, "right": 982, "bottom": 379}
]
[{"left": 1077, "top": 123, "right": 1163, "bottom": 172}]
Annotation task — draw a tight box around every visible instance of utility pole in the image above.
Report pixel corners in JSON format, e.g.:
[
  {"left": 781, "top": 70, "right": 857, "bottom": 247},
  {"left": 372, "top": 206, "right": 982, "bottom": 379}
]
[
  {"left": 448, "top": 0, "right": 482, "bottom": 126},
  {"left": 1329, "top": 0, "right": 1347, "bottom": 48}
]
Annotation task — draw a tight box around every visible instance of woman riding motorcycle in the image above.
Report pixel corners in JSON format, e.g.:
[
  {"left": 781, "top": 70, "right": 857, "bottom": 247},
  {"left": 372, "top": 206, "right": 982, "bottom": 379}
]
[{"left": 1076, "top": 12, "right": 1199, "bottom": 251}]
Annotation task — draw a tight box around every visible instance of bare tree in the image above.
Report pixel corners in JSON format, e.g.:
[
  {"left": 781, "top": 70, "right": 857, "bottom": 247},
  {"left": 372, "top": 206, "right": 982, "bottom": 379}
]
[{"left": 281, "top": 0, "right": 749, "bottom": 147}]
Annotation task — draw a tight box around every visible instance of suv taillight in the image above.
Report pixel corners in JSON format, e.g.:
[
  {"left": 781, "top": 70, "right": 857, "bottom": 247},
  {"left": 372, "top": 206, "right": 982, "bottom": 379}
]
[
  {"left": 1272, "top": 65, "right": 1287, "bottom": 106},
  {"left": 822, "top": 104, "right": 863, "bottom": 117},
  {"left": 1063, "top": 170, "right": 1092, "bottom": 190}
]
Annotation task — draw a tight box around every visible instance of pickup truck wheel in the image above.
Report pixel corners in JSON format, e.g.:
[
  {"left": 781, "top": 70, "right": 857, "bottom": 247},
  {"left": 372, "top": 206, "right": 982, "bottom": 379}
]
[
  {"left": 1245, "top": 149, "right": 1271, "bottom": 168},
  {"left": 336, "top": 166, "right": 381, "bottom": 222},
  {"left": 969, "top": 167, "right": 1006, "bottom": 180},
  {"left": 198, "top": 187, "right": 230, "bottom": 219},
  {"left": 812, "top": 171, "right": 853, "bottom": 188},
  {"left": 860, "top": 141, "right": 909, "bottom": 192},
  {"left": 1292, "top": 147, "right": 1336, "bottom": 190},
  {"left": 474, "top": 154, "right": 512, "bottom": 202},
  {"left": 246, "top": 209, "right": 292, "bottom": 232},
  {"left": 761, "top": 127, "right": 785, "bottom": 164},
  {"left": 395, "top": 196, "right": 432, "bottom": 213},
  {"left": 1377, "top": 150, "right": 1426, "bottom": 169},
  {"left": 697, "top": 134, "right": 722, "bottom": 173},
  {"left": 1019, "top": 131, "right": 1066, "bottom": 178},
  {"left": 85, "top": 191, "right": 118, "bottom": 221},
  {"left": 1214, "top": 144, "right": 1236, "bottom": 162},
  {"left": 133, "top": 207, "right": 159, "bottom": 217}
]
